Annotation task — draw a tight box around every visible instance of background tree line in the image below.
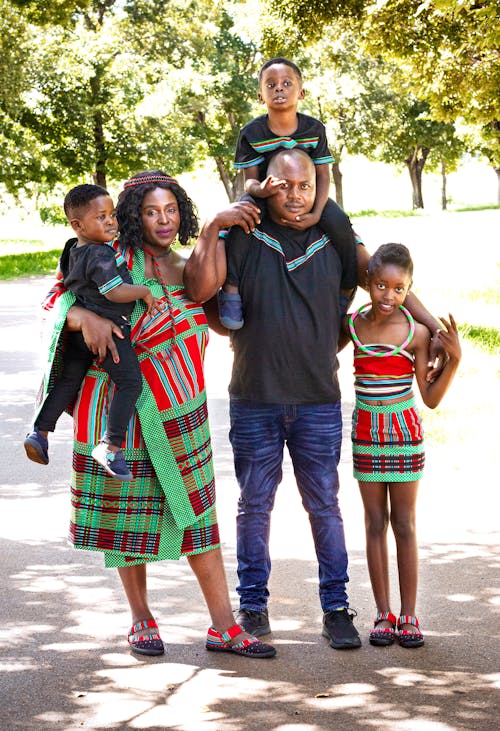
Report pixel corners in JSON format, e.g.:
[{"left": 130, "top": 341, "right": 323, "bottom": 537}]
[{"left": 0, "top": 0, "right": 498, "bottom": 212}]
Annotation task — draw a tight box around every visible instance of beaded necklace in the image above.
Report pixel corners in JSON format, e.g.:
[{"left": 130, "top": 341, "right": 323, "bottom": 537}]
[
  {"left": 142, "top": 246, "right": 177, "bottom": 352},
  {"left": 348, "top": 303, "right": 415, "bottom": 357}
]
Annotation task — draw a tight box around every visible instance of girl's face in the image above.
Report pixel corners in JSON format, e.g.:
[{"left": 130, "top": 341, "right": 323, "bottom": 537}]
[
  {"left": 141, "top": 187, "right": 181, "bottom": 251},
  {"left": 368, "top": 264, "right": 412, "bottom": 316}
]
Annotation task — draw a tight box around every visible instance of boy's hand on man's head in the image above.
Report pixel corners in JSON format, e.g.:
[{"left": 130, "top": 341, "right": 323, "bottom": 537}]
[{"left": 258, "top": 175, "right": 287, "bottom": 198}]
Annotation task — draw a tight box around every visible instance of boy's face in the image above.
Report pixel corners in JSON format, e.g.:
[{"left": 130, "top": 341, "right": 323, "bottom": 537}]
[
  {"left": 69, "top": 195, "right": 117, "bottom": 245},
  {"left": 266, "top": 154, "right": 316, "bottom": 224},
  {"left": 258, "top": 63, "right": 304, "bottom": 111}
]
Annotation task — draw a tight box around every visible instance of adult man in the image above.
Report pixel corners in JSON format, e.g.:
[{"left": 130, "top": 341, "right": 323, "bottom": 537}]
[
  {"left": 188, "top": 148, "right": 362, "bottom": 649},
  {"left": 183, "top": 148, "right": 442, "bottom": 650}
]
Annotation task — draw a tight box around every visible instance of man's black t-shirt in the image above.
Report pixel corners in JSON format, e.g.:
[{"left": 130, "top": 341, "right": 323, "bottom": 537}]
[{"left": 226, "top": 219, "right": 345, "bottom": 404}]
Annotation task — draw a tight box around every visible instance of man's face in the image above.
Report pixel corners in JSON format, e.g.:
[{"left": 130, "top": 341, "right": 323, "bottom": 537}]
[{"left": 266, "top": 154, "right": 316, "bottom": 224}]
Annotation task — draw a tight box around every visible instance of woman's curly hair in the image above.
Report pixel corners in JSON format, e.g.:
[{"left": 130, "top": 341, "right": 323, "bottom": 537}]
[{"left": 116, "top": 170, "right": 199, "bottom": 249}]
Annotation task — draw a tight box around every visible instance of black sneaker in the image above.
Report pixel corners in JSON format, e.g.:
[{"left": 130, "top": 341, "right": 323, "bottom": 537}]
[
  {"left": 92, "top": 442, "right": 133, "bottom": 482},
  {"left": 24, "top": 427, "right": 49, "bottom": 465},
  {"left": 322, "top": 608, "right": 362, "bottom": 649},
  {"left": 235, "top": 608, "right": 271, "bottom": 637}
]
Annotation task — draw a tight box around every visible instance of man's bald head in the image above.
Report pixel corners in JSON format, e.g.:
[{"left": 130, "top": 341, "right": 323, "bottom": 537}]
[{"left": 267, "top": 148, "right": 315, "bottom": 179}]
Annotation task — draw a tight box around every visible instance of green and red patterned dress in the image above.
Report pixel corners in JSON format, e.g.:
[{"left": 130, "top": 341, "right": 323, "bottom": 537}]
[{"left": 38, "top": 242, "right": 219, "bottom": 567}]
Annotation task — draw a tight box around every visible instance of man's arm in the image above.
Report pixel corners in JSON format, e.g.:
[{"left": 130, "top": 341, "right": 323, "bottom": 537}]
[{"left": 183, "top": 201, "right": 260, "bottom": 303}]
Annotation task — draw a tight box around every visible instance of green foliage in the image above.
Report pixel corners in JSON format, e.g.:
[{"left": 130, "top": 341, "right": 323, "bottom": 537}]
[
  {"left": 39, "top": 205, "right": 67, "bottom": 226},
  {"left": 0, "top": 249, "right": 60, "bottom": 279},
  {"left": 459, "top": 323, "right": 500, "bottom": 355}
]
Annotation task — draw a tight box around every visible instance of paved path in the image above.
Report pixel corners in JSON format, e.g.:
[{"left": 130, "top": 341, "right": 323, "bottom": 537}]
[{"left": 1, "top": 212, "right": 499, "bottom": 731}]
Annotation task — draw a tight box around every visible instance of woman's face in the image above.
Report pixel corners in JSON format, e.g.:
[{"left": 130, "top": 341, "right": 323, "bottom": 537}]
[{"left": 141, "top": 187, "right": 181, "bottom": 250}]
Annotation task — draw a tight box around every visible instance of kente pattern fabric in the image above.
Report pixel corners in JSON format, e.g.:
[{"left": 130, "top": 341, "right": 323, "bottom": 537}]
[
  {"left": 349, "top": 305, "right": 416, "bottom": 402},
  {"left": 351, "top": 397, "right": 425, "bottom": 482},
  {"left": 38, "top": 243, "right": 219, "bottom": 567},
  {"left": 234, "top": 114, "right": 333, "bottom": 179}
]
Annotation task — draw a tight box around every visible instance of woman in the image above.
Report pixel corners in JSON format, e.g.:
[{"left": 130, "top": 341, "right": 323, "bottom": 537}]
[{"left": 40, "top": 170, "right": 274, "bottom": 658}]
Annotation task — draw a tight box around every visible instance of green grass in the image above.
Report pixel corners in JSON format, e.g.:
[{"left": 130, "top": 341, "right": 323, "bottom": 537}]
[
  {"left": 349, "top": 208, "right": 419, "bottom": 218},
  {"left": 459, "top": 323, "right": 500, "bottom": 354},
  {"left": 450, "top": 203, "right": 500, "bottom": 213},
  {"left": 0, "top": 249, "right": 60, "bottom": 279}
]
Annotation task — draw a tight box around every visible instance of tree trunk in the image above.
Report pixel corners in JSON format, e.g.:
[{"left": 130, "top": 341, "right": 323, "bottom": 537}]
[
  {"left": 214, "top": 156, "right": 243, "bottom": 202},
  {"left": 405, "top": 145, "right": 430, "bottom": 209},
  {"left": 495, "top": 166, "right": 500, "bottom": 205},
  {"left": 441, "top": 157, "right": 447, "bottom": 211},
  {"left": 331, "top": 161, "right": 344, "bottom": 209},
  {"left": 90, "top": 72, "right": 107, "bottom": 188}
]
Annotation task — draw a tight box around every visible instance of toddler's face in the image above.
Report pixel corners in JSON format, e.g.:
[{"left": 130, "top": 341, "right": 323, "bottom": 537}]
[{"left": 71, "top": 195, "right": 117, "bottom": 244}]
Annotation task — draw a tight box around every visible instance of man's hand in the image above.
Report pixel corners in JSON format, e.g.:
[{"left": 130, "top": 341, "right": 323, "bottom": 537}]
[
  {"left": 426, "top": 332, "right": 447, "bottom": 382},
  {"left": 212, "top": 201, "right": 261, "bottom": 234}
]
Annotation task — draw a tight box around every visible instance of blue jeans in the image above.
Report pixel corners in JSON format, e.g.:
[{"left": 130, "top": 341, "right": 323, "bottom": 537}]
[{"left": 229, "top": 398, "right": 349, "bottom": 613}]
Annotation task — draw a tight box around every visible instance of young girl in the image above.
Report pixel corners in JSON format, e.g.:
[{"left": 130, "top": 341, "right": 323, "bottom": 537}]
[{"left": 342, "top": 243, "right": 461, "bottom": 648}]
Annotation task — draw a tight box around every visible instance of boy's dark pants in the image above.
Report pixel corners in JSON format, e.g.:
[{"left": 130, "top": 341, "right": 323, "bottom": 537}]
[{"left": 35, "top": 327, "right": 142, "bottom": 447}]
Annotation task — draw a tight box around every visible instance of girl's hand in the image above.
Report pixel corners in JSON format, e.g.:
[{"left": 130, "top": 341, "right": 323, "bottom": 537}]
[{"left": 436, "top": 314, "right": 462, "bottom": 364}]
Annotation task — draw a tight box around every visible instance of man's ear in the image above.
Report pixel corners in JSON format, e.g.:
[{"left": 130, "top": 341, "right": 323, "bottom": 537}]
[{"left": 299, "top": 87, "right": 305, "bottom": 100}]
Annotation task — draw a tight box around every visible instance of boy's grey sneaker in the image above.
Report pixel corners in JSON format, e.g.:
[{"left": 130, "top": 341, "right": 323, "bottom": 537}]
[
  {"left": 24, "top": 427, "right": 49, "bottom": 465},
  {"left": 322, "top": 608, "right": 362, "bottom": 649},
  {"left": 235, "top": 608, "right": 271, "bottom": 637},
  {"left": 92, "top": 442, "right": 133, "bottom": 482}
]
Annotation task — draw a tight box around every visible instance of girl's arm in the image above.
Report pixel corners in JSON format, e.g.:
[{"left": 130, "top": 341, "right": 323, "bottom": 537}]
[
  {"left": 412, "top": 315, "right": 461, "bottom": 409},
  {"left": 183, "top": 201, "right": 260, "bottom": 303}
]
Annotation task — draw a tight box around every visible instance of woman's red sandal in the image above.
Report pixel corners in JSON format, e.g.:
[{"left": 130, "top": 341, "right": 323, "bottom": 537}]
[
  {"left": 128, "top": 619, "right": 165, "bottom": 656},
  {"left": 206, "top": 623, "right": 276, "bottom": 658},
  {"left": 369, "top": 611, "right": 397, "bottom": 646},
  {"left": 397, "top": 615, "right": 424, "bottom": 648}
]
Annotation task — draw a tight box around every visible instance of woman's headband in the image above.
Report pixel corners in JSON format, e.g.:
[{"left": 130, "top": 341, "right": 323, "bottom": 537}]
[{"left": 123, "top": 174, "right": 179, "bottom": 189}]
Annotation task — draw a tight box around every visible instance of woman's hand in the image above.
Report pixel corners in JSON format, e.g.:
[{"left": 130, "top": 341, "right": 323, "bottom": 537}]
[{"left": 66, "top": 306, "right": 123, "bottom": 363}]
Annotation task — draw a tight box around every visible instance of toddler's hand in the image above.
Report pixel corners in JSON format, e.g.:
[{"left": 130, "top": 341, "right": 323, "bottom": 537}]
[{"left": 143, "top": 292, "right": 163, "bottom": 316}]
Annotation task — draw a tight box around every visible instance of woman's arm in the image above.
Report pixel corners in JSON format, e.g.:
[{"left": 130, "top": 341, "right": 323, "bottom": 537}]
[
  {"left": 183, "top": 201, "right": 260, "bottom": 303},
  {"left": 66, "top": 306, "right": 123, "bottom": 363}
]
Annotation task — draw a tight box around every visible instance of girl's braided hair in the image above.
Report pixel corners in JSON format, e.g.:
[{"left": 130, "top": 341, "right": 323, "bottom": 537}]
[{"left": 116, "top": 170, "right": 199, "bottom": 249}]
